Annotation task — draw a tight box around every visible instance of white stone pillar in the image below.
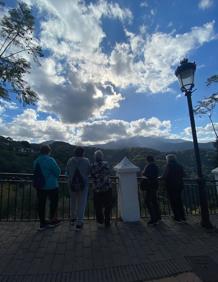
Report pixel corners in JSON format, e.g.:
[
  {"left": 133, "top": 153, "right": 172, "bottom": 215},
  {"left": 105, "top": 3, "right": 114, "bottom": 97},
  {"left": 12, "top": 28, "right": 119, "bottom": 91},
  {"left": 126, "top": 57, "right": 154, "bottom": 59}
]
[
  {"left": 211, "top": 167, "right": 218, "bottom": 193},
  {"left": 114, "top": 157, "right": 140, "bottom": 222}
]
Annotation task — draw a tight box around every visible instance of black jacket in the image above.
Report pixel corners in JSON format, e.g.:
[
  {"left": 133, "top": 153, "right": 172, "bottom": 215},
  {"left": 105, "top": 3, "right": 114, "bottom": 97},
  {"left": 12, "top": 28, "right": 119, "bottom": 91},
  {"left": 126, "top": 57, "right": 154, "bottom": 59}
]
[{"left": 162, "top": 161, "right": 184, "bottom": 191}]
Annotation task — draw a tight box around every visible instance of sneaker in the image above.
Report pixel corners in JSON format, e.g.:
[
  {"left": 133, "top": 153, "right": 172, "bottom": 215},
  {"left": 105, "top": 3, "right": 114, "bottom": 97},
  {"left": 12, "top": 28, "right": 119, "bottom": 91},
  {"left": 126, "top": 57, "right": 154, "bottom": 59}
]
[
  {"left": 174, "top": 219, "right": 183, "bottom": 224},
  {"left": 75, "top": 223, "right": 83, "bottom": 231},
  {"left": 49, "top": 219, "right": 61, "bottom": 227},
  {"left": 38, "top": 223, "right": 49, "bottom": 231},
  {"left": 105, "top": 222, "right": 111, "bottom": 228},
  {"left": 147, "top": 220, "right": 158, "bottom": 226},
  {"left": 70, "top": 219, "right": 76, "bottom": 226},
  {"left": 97, "top": 222, "right": 104, "bottom": 229}
]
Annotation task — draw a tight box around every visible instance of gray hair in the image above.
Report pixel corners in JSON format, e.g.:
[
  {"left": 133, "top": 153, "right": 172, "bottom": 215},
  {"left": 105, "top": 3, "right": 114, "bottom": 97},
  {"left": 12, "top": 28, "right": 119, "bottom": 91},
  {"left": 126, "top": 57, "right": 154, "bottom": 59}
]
[
  {"left": 166, "top": 154, "right": 177, "bottom": 163},
  {"left": 94, "top": 150, "right": 104, "bottom": 161}
]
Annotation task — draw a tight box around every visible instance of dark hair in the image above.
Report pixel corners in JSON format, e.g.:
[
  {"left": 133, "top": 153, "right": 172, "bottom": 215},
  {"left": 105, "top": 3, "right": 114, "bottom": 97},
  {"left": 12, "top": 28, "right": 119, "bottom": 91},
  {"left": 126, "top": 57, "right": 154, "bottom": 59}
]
[
  {"left": 147, "top": 155, "right": 154, "bottom": 162},
  {"left": 74, "top": 146, "right": 84, "bottom": 157},
  {"left": 40, "top": 145, "right": 51, "bottom": 155}
]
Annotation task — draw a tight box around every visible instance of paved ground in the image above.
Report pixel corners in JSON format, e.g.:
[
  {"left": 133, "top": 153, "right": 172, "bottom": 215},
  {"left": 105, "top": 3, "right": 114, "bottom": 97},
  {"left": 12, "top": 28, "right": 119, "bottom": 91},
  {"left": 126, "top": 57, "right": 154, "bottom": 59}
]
[{"left": 0, "top": 216, "right": 218, "bottom": 282}]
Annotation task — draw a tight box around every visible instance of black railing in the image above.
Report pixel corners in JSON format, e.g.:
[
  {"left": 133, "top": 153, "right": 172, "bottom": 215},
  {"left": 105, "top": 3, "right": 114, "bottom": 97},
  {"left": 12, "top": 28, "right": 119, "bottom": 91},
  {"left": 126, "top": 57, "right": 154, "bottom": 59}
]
[
  {"left": 138, "top": 177, "right": 218, "bottom": 217},
  {"left": 0, "top": 173, "right": 119, "bottom": 221},
  {"left": 0, "top": 173, "right": 218, "bottom": 221}
]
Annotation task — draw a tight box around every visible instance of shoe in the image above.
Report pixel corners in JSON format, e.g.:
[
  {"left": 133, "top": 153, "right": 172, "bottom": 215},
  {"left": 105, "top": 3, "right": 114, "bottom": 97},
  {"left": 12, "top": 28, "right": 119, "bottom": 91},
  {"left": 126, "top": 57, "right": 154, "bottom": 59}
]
[
  {"left": 174, "top": 219, "right": 183, "bottom": 224},
  {"left": 38, "top": 223, "right": 49, "bottom": 231},
  {"left": 147, "top": 220, "right": 158, "bottom": 226},
  {"left": 75, "top": 223, "right": 83, "bottom": 231},
  {"left": 97, "top": 222, "right": 104, "bottom": 229},
  {"left": 70, "top": 219, "right": 76, "bottom": 226},
  {"left": 49, "top": 219, "right": 61, "bottom": 227},
  {"left": 105, "top": 222, "right": 111, "bottom": 228}
]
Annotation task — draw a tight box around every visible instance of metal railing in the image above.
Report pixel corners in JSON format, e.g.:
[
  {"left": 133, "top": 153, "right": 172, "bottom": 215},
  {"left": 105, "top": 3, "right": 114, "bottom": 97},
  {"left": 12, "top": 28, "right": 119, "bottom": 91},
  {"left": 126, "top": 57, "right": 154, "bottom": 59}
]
[
  {"left": 0, "top": 173, "right": 218, "bottom": 221},
  {"left": 0, "top": 173, "right": 119, "bottom": 221},
  {"left": 138, "top": 177, "right": 218, "bottom": 217}
]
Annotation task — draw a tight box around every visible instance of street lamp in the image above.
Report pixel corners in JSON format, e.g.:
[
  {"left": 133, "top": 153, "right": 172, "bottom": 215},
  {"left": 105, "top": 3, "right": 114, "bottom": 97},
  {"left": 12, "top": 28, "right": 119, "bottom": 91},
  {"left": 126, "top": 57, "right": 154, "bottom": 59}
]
[{"left": 175, "top": 58, "right": 213, "bottom": 229}]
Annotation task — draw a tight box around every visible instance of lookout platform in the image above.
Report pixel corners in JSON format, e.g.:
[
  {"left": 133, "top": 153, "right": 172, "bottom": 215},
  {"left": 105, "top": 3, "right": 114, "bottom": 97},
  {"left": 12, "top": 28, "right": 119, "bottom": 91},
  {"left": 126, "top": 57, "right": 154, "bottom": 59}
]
[{"left": 1, "top": 216, "right": 218, "bottom": 282}]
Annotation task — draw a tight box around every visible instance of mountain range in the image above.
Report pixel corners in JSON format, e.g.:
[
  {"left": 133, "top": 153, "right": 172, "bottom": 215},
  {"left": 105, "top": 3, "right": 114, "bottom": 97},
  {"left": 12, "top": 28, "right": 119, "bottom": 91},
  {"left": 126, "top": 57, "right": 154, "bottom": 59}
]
[{"left": 94, "top": 136, "right": 214, "bottom": 152}]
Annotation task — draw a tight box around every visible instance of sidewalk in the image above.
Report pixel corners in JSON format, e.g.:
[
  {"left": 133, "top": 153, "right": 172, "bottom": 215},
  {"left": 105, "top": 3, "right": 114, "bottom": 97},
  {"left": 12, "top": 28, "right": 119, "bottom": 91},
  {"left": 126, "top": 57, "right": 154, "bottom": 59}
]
[{"left": 0, "top": 215, "right": 218, "bottom": 281}]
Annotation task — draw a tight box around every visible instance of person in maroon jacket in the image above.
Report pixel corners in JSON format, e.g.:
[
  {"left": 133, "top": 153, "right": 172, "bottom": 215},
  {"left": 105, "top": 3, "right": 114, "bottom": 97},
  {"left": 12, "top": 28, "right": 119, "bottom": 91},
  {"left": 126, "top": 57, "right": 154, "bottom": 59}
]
[{"left": 162, "top": 154, "right": 186, "bottom": 223}]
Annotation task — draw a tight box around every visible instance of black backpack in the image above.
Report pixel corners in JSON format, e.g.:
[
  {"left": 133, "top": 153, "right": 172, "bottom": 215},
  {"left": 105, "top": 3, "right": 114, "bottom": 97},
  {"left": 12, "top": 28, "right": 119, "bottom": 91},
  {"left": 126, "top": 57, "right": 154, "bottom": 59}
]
[
  {"left": 33, "top": 162, "right": 45, "bottom": 189},
  {"left": 71, "top": 167, "right": 85, "bottom": 192}
]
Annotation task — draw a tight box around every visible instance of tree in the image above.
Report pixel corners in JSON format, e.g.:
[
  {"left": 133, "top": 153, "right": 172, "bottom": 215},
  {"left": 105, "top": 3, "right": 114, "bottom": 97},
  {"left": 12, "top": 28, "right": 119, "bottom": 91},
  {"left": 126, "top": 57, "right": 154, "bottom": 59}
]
[
  {"left": 194, "top": 75, "right": 218, "bottom": 157},
  {"left": 194, "top": 94, "right": 218, "bottom": 139},
  {"left": 0, "top": 1, "right": 43, "bottom": 105}
]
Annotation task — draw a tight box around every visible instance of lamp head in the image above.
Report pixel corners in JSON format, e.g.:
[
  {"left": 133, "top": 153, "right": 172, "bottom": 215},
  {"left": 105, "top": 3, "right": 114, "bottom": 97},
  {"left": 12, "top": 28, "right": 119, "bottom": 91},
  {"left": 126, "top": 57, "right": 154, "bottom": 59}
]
[{"left": 175, "top": 58, "right": 196, "bottom": 93}]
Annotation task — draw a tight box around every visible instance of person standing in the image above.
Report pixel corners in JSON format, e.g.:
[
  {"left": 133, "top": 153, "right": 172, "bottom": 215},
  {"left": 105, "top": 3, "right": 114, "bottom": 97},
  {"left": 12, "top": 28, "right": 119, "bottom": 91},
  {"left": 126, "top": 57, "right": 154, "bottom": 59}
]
[
  {"left": 66, "top": 146, "right": 90, "bottom": 230},
  {"left": 91, "top": 150, "right": 112, "bottom": 228},
  {"left": 142, "top": 155, "right": 161, "bottom": 225},
  {"left": 33, "top": 145, "right": 61, "bottom": 230},
  {"left": 162, "top": 154, "right": 186, "bottom": 223}
]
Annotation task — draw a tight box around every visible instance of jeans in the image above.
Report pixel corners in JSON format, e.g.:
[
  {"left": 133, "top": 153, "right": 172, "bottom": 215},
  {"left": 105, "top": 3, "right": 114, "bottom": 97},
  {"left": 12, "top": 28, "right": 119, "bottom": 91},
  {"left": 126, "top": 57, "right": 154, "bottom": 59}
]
[
  {"left": 70, "top": 185, "right": 88, "bottom": 224},
  {"left": 93, "top": 189, "right": 112, "bottom": 225},
  {"left": 37, "top": 189, "right": 59, "bottom": 224}
]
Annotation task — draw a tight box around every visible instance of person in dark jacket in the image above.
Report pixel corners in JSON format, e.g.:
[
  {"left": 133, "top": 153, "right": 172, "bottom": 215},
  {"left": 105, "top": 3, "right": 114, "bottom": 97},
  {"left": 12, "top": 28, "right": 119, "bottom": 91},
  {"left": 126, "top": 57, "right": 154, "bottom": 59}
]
[
  {"left": 162, "top": 154, "right": 186, "bottom": 222},
  {"left": 34, "top": 145, "right": 61, "bottom": 230},
  {"left": 142, "top": 155, "right": 161, "bottom": 225},
  {"left": 91, "top": 150, "right": 112, "bottom": 228}
]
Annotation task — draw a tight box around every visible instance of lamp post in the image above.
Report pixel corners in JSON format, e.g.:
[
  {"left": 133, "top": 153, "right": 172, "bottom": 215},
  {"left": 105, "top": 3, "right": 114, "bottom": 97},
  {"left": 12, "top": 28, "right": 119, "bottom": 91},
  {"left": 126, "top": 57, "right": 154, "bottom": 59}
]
[{"left": 175, "top": 58, "right": 213, "bottom": 229}]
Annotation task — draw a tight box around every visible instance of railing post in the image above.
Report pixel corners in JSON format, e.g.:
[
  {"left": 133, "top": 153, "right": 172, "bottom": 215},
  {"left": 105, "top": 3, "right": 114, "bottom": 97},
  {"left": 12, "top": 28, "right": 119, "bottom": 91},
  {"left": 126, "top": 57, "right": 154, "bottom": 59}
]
[
  {"left": 212, "top": 167, "right": 218, "bottom": 193},
  {"left": 114, "top": 157, "right": 140, "bottom": 222}
]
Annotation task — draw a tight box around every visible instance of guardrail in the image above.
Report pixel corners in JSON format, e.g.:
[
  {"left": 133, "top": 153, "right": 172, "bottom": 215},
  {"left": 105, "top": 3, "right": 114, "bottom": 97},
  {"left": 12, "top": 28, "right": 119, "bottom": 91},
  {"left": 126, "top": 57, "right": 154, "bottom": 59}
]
[
  {"left": 0, "top": 173, "right": 119, "bottom": 221},
  {"left": 0, "top": 173, "right": 217, "bottom": 221}
]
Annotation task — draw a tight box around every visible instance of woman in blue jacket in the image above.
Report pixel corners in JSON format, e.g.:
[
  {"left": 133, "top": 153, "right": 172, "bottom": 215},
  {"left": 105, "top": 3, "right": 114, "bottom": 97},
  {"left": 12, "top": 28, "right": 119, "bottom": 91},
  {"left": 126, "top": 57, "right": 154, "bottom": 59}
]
[{"left": 34, "top": 145, "right": 61, "bottom": 230}]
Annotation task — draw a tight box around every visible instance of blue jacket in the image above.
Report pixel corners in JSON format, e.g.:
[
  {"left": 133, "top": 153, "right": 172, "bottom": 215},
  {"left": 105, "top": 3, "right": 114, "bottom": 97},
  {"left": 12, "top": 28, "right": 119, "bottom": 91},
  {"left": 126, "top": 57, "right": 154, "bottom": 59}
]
[{"left": 34, "top": 155, "right": 61, "bottom": 190}]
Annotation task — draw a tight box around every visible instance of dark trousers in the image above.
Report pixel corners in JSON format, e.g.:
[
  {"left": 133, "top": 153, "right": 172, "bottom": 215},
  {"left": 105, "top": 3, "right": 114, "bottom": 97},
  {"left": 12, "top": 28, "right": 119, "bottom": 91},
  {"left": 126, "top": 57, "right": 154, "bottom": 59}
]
[
  {"left": 167, "top": 189, "right": 185, "bottom": 221},
  {"left": 145, "top": 188, "right": 161, "bottom": 222},
  {"left": 93, "top": 190, "right": 112, "bottom": 225},
  {"left": 37, "top": 189, "right": 59, "bottom": 224}
]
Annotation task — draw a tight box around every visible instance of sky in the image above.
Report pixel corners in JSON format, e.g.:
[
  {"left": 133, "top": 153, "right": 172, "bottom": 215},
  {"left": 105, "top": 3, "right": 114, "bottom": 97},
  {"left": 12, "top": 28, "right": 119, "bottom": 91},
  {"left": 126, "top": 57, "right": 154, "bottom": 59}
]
[{"left": 0, "top": 0, "right": 218, "bottom": 145}]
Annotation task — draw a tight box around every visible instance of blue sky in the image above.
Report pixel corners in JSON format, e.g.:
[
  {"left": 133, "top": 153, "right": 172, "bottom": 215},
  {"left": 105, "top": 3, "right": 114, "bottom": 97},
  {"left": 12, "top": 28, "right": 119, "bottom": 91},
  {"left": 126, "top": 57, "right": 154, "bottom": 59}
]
[{"left": 0, "top": 0, "right": 218, "bottom": 144}]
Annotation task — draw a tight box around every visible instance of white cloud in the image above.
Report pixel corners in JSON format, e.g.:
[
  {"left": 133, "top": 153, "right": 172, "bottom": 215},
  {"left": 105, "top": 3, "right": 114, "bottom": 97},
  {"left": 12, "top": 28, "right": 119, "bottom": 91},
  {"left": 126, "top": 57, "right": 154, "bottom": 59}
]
[
  {"left": 0, "top": 100, "right": 17, "bottom": 115},
  {"left": 182, "top": 122, "right": 218, "bottom": 142},
  {"left": 0, "top": 110, "right": 172, "bottom": 144},
  {"left": 20, "top": 0, "right": 217, "bottom": 127},
  {"left": 198, "top": 0, "right": 213, "bottom": 9}
]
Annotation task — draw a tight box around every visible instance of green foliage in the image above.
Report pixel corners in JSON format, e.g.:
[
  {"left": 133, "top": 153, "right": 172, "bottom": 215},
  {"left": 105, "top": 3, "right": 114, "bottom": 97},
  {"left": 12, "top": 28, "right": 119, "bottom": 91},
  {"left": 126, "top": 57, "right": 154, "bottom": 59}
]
[
  {"left": 0, "top": 136, "right": 216, "bottom": 178},
  {"left": 0, "top": 1, "right": 43, "bottom": 104}
]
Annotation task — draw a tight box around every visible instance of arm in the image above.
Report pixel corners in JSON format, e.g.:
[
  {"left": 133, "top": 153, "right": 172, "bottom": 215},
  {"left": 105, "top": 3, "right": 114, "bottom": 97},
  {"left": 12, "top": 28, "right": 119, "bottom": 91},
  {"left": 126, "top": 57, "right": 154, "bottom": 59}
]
[{"left": 49, "top": 158, "right": 61, "bottom": 177}]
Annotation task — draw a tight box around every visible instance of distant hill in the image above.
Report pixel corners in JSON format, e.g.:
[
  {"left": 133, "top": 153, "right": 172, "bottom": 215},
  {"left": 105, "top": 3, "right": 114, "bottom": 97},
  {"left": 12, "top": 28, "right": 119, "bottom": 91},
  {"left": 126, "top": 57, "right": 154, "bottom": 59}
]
[
  {"left": 97, "top": 136, "right": 214, "bottom": 152},
  {"left": 0, "top": 135, "right": 217, "bottom": 178}
]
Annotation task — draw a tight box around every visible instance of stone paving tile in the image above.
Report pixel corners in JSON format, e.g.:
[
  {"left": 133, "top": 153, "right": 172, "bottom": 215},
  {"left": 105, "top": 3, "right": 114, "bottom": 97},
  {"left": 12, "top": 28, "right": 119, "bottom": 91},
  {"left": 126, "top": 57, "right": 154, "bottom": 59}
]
[{"left": 0, "top": 215, "right": 218, "bottom": 281}]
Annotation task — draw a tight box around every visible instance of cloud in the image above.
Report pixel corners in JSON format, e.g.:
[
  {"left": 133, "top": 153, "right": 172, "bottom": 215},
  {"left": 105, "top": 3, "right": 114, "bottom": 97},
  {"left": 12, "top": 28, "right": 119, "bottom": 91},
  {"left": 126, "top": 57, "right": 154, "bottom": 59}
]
[
  {"left": 182, "top": 122, "right": 218, "bottom": 142},
  {"left": 1, "top": 109, "right": 217, "bottom": 144},
  {"left": 20, "top": 0, "right": 216, "bottom": 128},
  {"left": 0, "top": 109, "right": 78, "bottom": 143},
  {"left": 79, "top": 117, "right": 172, "bottom": 144},
  {"left": 0, "top": 110, "right": 172, "bottom": 144},
  {"left": 198, "top": 0, "right": 213, "bottom": 9},
  {"left": 0, "top": 99, "right": 17, "bottom": 115}
]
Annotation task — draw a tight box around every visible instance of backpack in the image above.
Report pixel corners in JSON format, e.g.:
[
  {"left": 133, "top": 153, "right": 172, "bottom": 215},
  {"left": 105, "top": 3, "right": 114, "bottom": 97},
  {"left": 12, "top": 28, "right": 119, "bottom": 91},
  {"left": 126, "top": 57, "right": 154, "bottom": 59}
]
[
  {"left": 71, "top": 167, "right": 85, "bottom": 192},
  {"left": 33, "top": 162, "right": 45, "bottom": 189}
]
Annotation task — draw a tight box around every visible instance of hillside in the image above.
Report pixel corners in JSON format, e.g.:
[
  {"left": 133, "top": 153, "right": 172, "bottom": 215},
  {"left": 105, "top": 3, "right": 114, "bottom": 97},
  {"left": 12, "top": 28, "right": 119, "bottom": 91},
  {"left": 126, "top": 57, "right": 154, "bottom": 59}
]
[{"left": 0, "top": 136, "right": 217, "bottom": 178}]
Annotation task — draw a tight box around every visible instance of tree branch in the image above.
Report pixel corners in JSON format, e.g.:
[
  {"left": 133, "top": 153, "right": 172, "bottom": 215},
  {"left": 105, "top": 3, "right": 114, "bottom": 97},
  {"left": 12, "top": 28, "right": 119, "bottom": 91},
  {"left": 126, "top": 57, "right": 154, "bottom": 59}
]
[
  {"left": 0, "top": 32, "right": 18, "bottom": 58},
  {"left": 2, "top": 48, "right": 32, "bottom": 59}
]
